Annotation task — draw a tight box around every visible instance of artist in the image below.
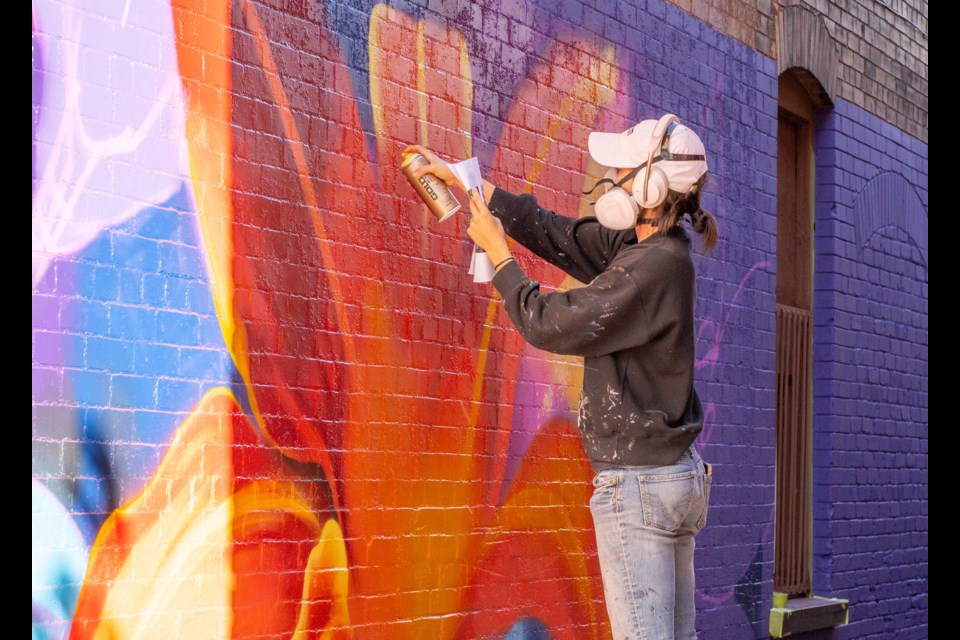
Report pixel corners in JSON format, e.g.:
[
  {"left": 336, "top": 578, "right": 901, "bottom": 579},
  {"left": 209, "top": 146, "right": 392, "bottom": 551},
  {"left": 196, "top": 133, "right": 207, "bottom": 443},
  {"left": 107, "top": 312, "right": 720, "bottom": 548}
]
[{"left": 405, "top": 114, "right": 717, "bottom": 639}]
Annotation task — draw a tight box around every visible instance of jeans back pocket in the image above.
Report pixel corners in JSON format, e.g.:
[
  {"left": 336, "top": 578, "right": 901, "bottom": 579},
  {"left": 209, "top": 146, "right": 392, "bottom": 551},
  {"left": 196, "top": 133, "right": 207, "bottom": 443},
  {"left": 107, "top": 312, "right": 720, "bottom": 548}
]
[{"left": 638, "top": 470, "right": 698, "bottom": 532}]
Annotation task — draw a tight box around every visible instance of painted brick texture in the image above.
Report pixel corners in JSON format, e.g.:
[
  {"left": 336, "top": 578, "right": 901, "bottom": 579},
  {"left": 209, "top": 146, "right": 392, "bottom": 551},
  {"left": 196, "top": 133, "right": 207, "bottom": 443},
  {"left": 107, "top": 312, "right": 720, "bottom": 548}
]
[
  {"left": 664, "top": 0, "right": 928, "bottom": 143},
  {"left": 812, "top": 100, "right": 927, "bottom": 640},
  {"left": 32, "top": 0, "right": 925, "bottom": 638}
]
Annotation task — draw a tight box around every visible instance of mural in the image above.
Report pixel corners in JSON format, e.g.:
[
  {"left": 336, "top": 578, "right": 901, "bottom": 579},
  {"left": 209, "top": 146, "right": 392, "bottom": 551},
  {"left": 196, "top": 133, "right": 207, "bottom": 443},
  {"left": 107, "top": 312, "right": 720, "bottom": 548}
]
[{"left": 33, "top": 0, "right": 777, "bottom": 638}]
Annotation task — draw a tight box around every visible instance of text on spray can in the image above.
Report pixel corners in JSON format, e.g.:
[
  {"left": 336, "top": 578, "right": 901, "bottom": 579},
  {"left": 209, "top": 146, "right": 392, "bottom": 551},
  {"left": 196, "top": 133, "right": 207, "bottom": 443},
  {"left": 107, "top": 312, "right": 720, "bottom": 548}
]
[{"left": 401, "top": 152, "right": 461, "bottom": 222}]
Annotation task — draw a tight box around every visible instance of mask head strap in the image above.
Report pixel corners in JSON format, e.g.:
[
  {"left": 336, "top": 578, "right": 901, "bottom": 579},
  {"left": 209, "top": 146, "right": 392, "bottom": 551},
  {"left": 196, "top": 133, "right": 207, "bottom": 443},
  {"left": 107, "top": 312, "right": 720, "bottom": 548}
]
[
  {"left": 582, "top": 160, "right": 657, "bottom": 196},
  {"left": 642, "top": 115, "right": 679, "bottom": 203}
]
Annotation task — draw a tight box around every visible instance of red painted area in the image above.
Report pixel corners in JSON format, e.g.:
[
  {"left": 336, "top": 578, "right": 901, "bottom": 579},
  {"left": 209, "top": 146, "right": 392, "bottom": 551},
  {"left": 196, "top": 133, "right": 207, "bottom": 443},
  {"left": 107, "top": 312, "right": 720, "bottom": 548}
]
[
  {"left": 76, "top": 1, "right": 629, "bottom": 637},
  {"left": 454, "top": 419, "right": 608, "bottom": 640},
  {"left": 229, "top": 2, "right": 355, "bottom": 477}
]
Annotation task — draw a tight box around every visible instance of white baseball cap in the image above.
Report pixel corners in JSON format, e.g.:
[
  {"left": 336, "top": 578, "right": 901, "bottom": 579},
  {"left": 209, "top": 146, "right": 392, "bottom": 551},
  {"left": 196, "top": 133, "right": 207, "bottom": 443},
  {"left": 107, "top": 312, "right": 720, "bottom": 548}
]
[{"left": 588, "top": 117, "right": 709, "bottom": 194}]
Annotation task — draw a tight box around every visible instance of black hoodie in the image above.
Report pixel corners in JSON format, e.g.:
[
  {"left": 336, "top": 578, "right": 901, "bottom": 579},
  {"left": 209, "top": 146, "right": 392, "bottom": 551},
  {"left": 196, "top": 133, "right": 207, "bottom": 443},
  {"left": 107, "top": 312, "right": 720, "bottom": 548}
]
[{"left": 488, "top": 187, "right": 704, "bottom": 469}]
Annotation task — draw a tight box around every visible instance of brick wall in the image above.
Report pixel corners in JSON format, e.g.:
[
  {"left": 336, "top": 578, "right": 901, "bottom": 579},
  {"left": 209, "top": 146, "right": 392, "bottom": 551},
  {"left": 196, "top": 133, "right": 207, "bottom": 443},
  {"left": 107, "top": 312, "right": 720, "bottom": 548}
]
[
  {"left": 667, "top": 0, "right": 928, "bottom": 143},
  {"left": 32, "top": 0, "right": 925, "bottom": 638},
  {"left": 811, "top": 99, "right": 928, "bottom": 639}
]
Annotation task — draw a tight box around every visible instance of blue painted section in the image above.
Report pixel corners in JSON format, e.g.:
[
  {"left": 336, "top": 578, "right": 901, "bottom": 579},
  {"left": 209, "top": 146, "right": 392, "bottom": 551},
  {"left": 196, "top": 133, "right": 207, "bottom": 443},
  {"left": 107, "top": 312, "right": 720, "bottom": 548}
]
[
  {"left": 503, "top": 617, "right": 552, "bottom": 640},
  {"left": 32, "top": 183, "right": 243, "bottom": 542},
  {"left": 32, "top": 479, "right": 87, "bottom": 640}
]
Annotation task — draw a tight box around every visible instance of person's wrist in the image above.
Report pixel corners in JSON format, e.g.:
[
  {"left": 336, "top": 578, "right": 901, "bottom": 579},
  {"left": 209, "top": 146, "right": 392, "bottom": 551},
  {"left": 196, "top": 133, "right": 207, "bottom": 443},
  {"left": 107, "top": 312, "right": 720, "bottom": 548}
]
[
  {"left": 493, "top": 254, "right": 514, "bottom": 272},
  {"left": 484, "top": 240, "right": 510, "bottom": 265},
  {"left": 482, "top": 179, "right": 497, "bottom": 205}
]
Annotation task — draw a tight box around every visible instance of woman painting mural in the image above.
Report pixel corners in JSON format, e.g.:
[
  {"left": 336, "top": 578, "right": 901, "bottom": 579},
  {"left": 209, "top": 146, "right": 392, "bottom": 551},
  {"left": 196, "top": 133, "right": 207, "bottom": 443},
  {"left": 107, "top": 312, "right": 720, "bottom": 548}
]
[{"left": 406, "top": 113, "right": 717, "bottom": 640}]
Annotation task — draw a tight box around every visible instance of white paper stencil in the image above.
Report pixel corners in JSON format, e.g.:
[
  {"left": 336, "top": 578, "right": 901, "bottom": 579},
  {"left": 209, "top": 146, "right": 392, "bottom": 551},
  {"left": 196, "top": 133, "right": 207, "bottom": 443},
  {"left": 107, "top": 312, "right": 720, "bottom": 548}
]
[{"left": 449, "top": 159, "right": 495, "bottom": 283}]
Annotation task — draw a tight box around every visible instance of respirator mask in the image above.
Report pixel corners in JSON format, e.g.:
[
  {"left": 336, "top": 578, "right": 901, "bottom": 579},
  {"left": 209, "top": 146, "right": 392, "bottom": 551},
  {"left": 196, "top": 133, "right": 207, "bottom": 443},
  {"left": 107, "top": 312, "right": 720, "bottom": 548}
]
[{"left": 585, "top": 114, "right": 707, "bottom": 231}]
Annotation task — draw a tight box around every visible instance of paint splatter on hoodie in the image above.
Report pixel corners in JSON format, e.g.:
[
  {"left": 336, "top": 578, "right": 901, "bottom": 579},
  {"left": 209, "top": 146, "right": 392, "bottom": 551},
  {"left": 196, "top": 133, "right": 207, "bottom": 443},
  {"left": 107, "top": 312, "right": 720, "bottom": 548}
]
[{"left": 489, "top": 187, "right": 704, "bottom": 470}]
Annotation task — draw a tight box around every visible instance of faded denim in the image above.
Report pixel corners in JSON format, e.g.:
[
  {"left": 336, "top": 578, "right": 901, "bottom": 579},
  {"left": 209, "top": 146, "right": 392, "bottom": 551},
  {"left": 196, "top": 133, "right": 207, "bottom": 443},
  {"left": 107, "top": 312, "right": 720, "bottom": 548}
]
[{"left": 589, "top": 446, "right": 712, "bottom": 640}]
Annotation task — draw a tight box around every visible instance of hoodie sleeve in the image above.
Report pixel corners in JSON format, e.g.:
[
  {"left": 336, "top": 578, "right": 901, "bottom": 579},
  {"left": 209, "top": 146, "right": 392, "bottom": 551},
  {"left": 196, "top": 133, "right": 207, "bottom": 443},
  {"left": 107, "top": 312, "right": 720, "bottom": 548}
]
[
  {"left": 487, "top": 187, "right": 635, "bottom": 285},
  {"left": 491, "top": 258, "right": 653, "bottom": 357}
]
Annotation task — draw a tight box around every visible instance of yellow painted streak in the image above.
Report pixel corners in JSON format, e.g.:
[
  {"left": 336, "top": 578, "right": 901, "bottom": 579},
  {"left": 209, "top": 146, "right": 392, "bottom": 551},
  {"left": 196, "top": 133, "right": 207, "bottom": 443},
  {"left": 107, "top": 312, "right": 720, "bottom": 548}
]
[
  {"left": 232, "top": 480, "right": 323, "bottom": 535},
  {"left": 292, "top": 519, "right": 352, "bottom": 640},
  {"left": 417, "top": 19, "right": 428, "bottom": 144},
  {"left": 231, "top": 481, "right": 352, "bottom": 638},
  {"left": 467, "top": 296, "right": 499, "bottom": 430},
  {"left": 525, "top": 43, "right": 619, "bottom": 192},
  {"left": 439, "top": 31, "right": 497, "bottom": 528},
  {"left": 457, "top": 39, "right": 474, "bottom": 159},
  {"left": 369, "top": 11, "right": 488, "bottom": 447},
  {"left": 170, "top": 0, "right": 247, "bottom": 409},
  {"left": 241, "top": 1, "right": 357, "bottom": 479},
  {"left": 370, "top": 5, "right": 429, "bottom": 153},
  {"left": 369, "top": 4, "right": 388, "bottom": 152},
  {"left": 195, "top": 158, "right": 241, "bottom": 380},
  {"left": 453, "top": 35, "right": 514, "bottom": 521},
  {"left": 447, "top": 33, "right": 522, "bottom": 640}
]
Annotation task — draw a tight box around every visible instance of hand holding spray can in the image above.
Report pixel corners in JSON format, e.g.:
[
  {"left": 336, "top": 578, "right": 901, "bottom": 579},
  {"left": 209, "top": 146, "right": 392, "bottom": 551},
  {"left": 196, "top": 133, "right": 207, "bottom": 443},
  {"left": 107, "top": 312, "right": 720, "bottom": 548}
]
[{"left": 400, "top": 152, "right": 461, "bottom": 222}]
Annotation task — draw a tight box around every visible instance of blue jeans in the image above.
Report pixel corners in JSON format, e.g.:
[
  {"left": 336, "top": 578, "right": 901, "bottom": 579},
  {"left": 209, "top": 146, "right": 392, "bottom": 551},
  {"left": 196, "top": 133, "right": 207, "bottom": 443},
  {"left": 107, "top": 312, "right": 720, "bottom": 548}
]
[{"left": 589, "top": 446, "right": 712, "bottom": 640}]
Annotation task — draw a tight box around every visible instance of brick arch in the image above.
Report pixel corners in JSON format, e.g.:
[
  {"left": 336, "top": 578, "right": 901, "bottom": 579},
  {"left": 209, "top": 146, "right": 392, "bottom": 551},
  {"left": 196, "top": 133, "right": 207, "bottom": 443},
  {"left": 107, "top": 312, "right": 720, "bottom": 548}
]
[
  {"left": 853, "top": 171, "right": 928, "bottom": 270},
  {"left": 775, "top": 5, "right": 840, "bottom": 107}
]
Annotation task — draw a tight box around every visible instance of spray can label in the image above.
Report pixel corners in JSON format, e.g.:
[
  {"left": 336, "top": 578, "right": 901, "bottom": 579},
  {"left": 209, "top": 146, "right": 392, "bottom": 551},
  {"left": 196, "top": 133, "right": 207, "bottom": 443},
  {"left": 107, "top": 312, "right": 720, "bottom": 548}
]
[{"left": 401, "top": 152, "right": 461, "bottom": 222}]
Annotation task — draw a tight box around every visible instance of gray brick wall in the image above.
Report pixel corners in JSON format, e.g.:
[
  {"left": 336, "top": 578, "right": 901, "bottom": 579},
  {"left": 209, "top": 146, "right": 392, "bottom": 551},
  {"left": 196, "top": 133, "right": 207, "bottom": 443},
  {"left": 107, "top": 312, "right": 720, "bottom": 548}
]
[{"left": 667, "top": 0, "right": 928, "bottom": 142}]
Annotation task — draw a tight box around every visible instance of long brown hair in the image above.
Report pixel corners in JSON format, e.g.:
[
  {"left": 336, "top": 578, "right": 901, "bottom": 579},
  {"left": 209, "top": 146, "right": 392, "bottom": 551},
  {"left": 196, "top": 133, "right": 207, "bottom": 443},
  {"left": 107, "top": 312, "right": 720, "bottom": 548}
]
[{"left": 648, "top": 174, "right": 718, "bottom": 252}]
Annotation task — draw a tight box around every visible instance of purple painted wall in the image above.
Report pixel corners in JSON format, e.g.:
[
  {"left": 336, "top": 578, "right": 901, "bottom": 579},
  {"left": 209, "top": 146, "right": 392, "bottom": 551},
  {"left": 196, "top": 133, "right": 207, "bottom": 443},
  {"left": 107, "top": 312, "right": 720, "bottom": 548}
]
[{"left": 812, "top": 100, "right": 928, "bottom": 639}]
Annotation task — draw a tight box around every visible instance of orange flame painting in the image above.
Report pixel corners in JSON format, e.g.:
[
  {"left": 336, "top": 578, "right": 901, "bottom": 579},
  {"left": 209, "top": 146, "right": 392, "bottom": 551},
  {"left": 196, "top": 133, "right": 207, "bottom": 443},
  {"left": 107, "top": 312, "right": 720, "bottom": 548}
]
[{"left": 66, "top": 0, "right": 632, "bottom": 637}]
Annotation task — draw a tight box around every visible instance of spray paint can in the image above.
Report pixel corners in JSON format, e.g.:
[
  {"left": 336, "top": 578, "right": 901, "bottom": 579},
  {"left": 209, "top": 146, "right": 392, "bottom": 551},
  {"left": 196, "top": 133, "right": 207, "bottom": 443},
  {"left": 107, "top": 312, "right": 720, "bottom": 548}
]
[{"left": 401, "top": 152, "right": 461, "bottom": 222}]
